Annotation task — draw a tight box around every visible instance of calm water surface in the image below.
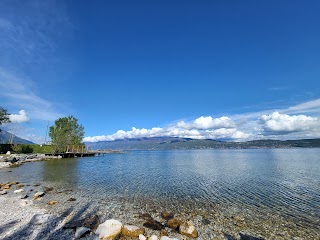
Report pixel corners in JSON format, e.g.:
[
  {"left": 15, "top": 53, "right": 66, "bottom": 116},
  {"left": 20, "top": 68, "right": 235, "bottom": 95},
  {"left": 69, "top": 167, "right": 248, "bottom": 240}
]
[{"left": 1, "top": 149, "right": 319, "bottom": 239}]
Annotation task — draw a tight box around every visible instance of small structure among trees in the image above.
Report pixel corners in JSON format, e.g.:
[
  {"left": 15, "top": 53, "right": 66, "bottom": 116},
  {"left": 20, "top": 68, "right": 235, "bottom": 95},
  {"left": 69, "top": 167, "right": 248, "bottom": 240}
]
[{"left": 49, "top": 116, "right": 84, "bottom": 153}]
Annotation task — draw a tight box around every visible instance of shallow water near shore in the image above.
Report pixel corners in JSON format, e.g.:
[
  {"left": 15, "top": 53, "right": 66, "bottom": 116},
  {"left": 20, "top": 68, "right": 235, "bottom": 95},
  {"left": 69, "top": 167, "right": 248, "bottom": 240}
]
[{"left": 1, "top": 149, "right": 320, "bottom": 239}]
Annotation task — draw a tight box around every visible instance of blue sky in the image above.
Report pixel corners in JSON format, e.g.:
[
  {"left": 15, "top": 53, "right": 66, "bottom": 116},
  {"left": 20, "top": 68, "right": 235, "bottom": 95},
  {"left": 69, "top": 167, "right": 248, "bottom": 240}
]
[{"left": 0, "top": 0, "right": 320, "bottom": 143}]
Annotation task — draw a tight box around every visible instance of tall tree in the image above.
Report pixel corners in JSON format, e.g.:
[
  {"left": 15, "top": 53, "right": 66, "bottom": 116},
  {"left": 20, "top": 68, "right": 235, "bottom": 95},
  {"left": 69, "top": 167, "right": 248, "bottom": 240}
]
[
  {"left": 0, "top": 107, "right": 10, "bottom": 132},
  {"left": 49, "top": 116, "right": 84, "bottom": 153}
]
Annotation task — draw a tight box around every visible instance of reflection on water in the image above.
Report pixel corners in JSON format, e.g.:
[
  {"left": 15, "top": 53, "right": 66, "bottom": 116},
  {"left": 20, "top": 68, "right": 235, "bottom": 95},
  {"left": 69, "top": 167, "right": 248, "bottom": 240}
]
[{"left": 1, "top": 149, "right": 320, "bottom": 238}]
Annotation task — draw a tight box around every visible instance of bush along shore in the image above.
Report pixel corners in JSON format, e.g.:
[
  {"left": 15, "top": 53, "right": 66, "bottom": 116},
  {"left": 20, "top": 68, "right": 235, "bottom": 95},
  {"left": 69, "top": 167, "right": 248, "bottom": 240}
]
[{"left": 0, "top": 153, "right": 62, "bottom": 169}]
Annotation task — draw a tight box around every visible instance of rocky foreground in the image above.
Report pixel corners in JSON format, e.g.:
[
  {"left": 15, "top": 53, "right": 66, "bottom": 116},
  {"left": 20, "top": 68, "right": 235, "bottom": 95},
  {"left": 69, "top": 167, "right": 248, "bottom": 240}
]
[
  {"left": 0, "top": 181, "right": 267, "bottom": 240},
  {"left": 0, "top": 153, "right": 62, "bottom": 169}
]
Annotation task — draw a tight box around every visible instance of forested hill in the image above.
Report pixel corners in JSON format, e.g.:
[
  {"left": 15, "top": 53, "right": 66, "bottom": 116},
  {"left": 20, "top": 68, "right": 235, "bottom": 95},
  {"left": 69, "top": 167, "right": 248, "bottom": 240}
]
[{"left": 84, "top": 137, "right": 320, "bottom": 150}]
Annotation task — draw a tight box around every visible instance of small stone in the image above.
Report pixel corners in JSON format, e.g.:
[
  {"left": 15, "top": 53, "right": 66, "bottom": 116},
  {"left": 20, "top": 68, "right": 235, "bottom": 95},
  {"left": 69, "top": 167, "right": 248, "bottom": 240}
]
[
  {"left": 143, "top": 219, "right": 164, "bottom": 230},
  {"left": 47, "top": 201, "right": 58, "bottom": 205},
  {"left": 179, "top": 221, "right": 198, "bottom": 238},
  {"left": 139, "top": 234, "right": 147, "bottom": 240},
  {"left": 121, "top": 225, "right": 145, "bottom": 237},
  {"left": 160, "top": 229, "right": 168, "bottom": 237},
  {"left": 160, "top": 237, "right": 179, "bottom": 240},
  {"left": 201, "top": 218, "right": 211, "bottom": 225},
  {"left": 95, "top": 219, "right": 122, "bottom": 240},
  {"left": 67, "top": 197, "right": 76, "bottom": 202},
  {"left": 3, "top": 185, "right": 11, "bottom": 190},
  {"left": 139, "top": 213, "right": 153, "bottom": 220},
  {"left": 14, "top": 189, "right": 24, "bottom": 193},
  {"left": 161, "top": 212, "right": 174, "bottom": 220},
  {"left": 166, "top": 218, "right": 182, "bottom": 229},
  {"left": 33, "top": 191, "right": 45, "bottom": 200},
  {"left": 149, "top": 235, "right": 159, "bottom": 240},
  {"left": 44, "top": 187, "right": 54, "bottom": 193},
  {"left": 75, "top": 227, "right": 91, "bottom": 239},
  {"left": 17, "top": 184, "right": 24, "bottom": 188},
  {"left": 34, "top": 183, "right": 41, "bottom": 186},
  {"left": 239, "top": 233, "right": 264, "bottom": 240},
  {"left": 20, "top": 199, "right": 33, "bottom": 206},
  {"left": 30, "top": 214, "right": 51, "bottom": 225},
  {"left": 21, "top": 194, "right": 29, "bottom": 199},
  {"left": 0, "top": 190, "right": 7, "bottom": 195}
]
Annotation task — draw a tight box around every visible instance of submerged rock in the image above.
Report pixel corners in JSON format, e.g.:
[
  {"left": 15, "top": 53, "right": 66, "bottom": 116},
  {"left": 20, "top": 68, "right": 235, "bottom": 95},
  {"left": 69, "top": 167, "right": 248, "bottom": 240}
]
[
  {"left": 161, "top": 211, "right": 174, "bottom": 220},
  {"left": 121, "top": 225, "right": 145, "bottom": 237},
  {"left": 30, "top": 214, "right": 51, "bottom": 225},
  {"left": 75, "top": 226, "right": 91, "bottom": 239},
  {"left": 33, "top": 191, "right": 45, "bottom": 199},
  {"left": 166, "top": 218, "right": 182, "bottom": 230},
  {"left": 14, "top": 189, "right": 24, "bottom": 193},
  {"left": 47, "top": 201, "right": 58, "bottom": 205},
  {"left": 64, "top": 215, "right": 100, "bottom": 230},
  {"left": 239, "top": 233, "right": 264, "bottom": 240},
  {"left": 67, "top": 197, "right": 76, "bottom": 202},
  {"left": 143, "top": 218, "right": 164, "bottom": 230},
  {"left": 179, "top": 221, "right": 198, "bottom": 238},
  {"left": 95, "top": 219, "right": 122, "bottom": 240},
  {"left": 21, "top": 194, "right": 29, "bottom": 199}
]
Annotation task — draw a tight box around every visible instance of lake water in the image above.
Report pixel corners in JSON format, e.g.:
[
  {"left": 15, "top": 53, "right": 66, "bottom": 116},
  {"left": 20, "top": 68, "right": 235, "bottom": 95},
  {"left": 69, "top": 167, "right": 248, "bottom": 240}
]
[{"left": 1, "top": 149, "right": 320, "bottom": 239}]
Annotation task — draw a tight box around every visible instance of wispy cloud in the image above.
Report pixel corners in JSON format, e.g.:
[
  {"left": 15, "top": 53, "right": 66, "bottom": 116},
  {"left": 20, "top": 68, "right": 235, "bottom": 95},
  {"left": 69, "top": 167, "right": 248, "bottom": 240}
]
[
  {"left": 0, "top": 67, "right": 62, "bottom": 121},
  {"left": 84, "top": 99, "right": 320, "bottom": 142}
]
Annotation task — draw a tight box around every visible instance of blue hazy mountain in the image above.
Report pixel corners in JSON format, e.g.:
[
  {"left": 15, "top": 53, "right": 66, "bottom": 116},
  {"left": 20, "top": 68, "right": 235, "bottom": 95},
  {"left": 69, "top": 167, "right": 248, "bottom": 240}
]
[
  {"left": 84, "top": 137, "right": 320, "bottom": 150},
  {"left": 0, "top": 129, "right": 34, "bottom": 144}
]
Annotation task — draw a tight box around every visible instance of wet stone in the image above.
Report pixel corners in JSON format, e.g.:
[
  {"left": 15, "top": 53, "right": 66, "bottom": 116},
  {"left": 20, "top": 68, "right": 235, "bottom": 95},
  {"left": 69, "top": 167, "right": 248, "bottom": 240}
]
[
  {"left": 21, "top": 194, "right": 29, "bottom": 199},
  {"left": 47, "top": 201, "right": 58, "bottom": 205},
  {"left": 121, "top": 225, "right": 145, "bottom": 237},
  {"left": 143, "top": 219, "right": 164, "bottom": 230},
  {"left": 75, "top": 227, "right": 91, "bottom": 239},
  {"left": 139, "top": 213, "right": 153, "bottom": 220},
  {"left": 161, "top": 211, "right": 174, "bottom": 220},
  {"left": 67, "top": 197, "right": 76, "bottom": 202},
  {"left": 239, "top": 232, "right": 264, "bottom": 240},
  {"left": 179, "top": 221, "right": 198, "bottom": 238},
  {"left": 166, "top": 218, "right": 182, "bottom": 230}
]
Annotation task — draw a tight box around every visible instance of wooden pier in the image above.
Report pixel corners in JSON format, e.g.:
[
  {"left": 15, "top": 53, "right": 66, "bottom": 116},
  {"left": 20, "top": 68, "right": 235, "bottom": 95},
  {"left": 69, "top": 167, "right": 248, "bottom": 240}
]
[{"left": 45, "top": 145, "right": 122, "bottom": 158}]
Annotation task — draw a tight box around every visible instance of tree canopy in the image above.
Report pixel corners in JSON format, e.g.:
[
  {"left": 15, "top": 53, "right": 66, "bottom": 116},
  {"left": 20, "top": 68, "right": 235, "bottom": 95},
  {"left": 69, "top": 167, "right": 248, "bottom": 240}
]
[
  {"left": 49, "top": 116, "right": 84, "bottom": 153},
  {"left": 0, "top": 107, "right": 10, "bottom": 125}
]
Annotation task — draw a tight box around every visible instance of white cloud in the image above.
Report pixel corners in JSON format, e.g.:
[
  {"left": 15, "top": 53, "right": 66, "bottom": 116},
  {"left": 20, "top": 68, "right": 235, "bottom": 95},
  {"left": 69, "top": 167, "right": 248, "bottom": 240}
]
[
  {"left": 259, "top": 112, "right": 319, "bottom": 134},
  {"left": 177, "top": 116, "right": 235, "bottom": 130},
  {"left": 83, "top": 116, "right": 247, "bottom": 142},
  {"left": 9, "top": 110, "right": 29, "bottom": 123}
]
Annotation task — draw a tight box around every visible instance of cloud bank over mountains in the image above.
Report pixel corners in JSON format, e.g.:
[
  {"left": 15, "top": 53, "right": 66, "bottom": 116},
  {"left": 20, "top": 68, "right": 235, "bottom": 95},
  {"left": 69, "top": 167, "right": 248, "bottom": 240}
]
[{"left": 83, "top": 100, "right": 320, "bottom": 142}]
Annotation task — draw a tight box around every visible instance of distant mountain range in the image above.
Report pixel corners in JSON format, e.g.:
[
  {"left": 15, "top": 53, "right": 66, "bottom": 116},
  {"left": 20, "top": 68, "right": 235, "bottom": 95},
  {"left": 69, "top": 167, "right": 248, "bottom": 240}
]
[
  {"left": 0, "top": 129, "right": 34, "bottom": 144},
  {"left": 84, "top": 137, "right": 320, "bottom": 150}
]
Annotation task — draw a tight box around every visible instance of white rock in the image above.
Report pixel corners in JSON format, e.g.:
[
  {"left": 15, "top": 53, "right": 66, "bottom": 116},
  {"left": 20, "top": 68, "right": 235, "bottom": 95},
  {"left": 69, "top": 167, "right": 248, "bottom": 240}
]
[
  {"left": 149, "top": 235, "right": 159, "bottom": 240},
  {"left": 14, "top": 189, "right": 24, "bottom": 193},
  {"left": 30, "top": 214, "right": 51, "bottom": 225},
  {"left": 75, "top": 226, "right": 91, "bottom": 239},
  {"left": 20, "top": 199, "right": 33, "bottom": 206},
  {"left": 139, "top": 234, "right": 147, "bottom": 240},
  {"left": 95, "top": 219, "right": 122, "bottom": 240},
  {"left": 0, "top": 190, "right": 7, "bottom": 195},
  {"left": 6, "top": 151, "right": 11, "bottom": 155},
  {"left": 160, "top": 237, "right": 179, "bottom": 240}
]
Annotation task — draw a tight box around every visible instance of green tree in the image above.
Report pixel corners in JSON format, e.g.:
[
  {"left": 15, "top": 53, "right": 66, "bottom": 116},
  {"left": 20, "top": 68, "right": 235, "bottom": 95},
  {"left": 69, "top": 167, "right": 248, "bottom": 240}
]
[
  {"left": 0, "top": 106, "right": 10, "bottom": 125},
  {"left": 49, "top": 116, "right": 84, "bottom": 153}
]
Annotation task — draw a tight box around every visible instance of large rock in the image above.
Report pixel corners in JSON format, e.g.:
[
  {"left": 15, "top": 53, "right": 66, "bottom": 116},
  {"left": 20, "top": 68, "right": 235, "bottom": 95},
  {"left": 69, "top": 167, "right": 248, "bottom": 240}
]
[
  {"left": 95, "top": 219, "right": 122, "bottom": 240},
  {"left": 121, "top": 225, "right": 145, "bottom": 237},
  {"left": 64, "top": 215, "right": 100, "bottom": 230},
  {"left": 179, "top": 221, "right": 198, "bottom": 238}
]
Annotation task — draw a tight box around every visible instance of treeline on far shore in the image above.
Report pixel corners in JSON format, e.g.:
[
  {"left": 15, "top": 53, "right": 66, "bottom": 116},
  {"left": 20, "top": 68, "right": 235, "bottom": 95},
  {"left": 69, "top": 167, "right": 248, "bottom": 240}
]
[{"left": 0, "top": 144, "right": 54, "bottom": 154}]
